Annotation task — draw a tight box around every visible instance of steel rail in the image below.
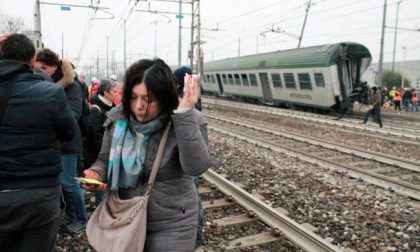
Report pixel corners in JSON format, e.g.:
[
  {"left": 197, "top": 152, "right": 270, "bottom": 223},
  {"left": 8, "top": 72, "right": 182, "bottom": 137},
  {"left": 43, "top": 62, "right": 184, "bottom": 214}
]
[
  {"left": 204, "top": 98, "right": 420, "bottom": 140},
  {"left": 208, "top": 123, "right": 420, "bottom": 200},
  {"left": 203, "top": 169, "right": 341, "bottom": 252},
  {"left": 207, "top": 113, "right": 420, "bottom": 173}
]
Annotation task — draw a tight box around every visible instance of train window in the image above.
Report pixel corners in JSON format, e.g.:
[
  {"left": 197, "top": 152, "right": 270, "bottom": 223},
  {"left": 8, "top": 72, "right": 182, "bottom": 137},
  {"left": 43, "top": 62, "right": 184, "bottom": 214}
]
[
  {"left": 298, "top": 73, "right": 312, "bottom": 90},
  {"left": 221, "top": 74, "right": 228, "bottom": 85},
  {"left": 249, "top": 74, "right": 258, "bottom": 86},
  {"left": 271, "top": 73, "right": 282, "bottom": 88},
  {"left": 227, "top": 74, "right": 234, "bottom": 85},
  {"left": 206, "top": 74, "right": 211, "bottom": 83},
  {"left": 234, "top": 74, "right": 241, "bottom": 85},
  {"left": 211, "top": 74, "right": 216, "bottom": 83},
  {"left": 283, "top": 73, "right": 296, "bottom": 89},
  {"left": 241, "top": 74, "right": 249, "bottom": 86},
  {"left": 314, "top": 73, "right": 325, "bottom": 87}
]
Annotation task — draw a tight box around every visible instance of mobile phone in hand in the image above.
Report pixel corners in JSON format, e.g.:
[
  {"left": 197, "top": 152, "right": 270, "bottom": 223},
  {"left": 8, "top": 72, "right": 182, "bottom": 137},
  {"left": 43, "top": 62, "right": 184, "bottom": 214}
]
[{"left": 75, "top": 177, "right": 104, "bottom": 186}]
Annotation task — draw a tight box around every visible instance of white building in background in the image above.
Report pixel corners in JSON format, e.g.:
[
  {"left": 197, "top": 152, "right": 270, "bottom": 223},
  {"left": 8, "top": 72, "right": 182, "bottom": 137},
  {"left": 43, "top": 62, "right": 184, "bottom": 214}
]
[{"left": 363, "top": 60, "right": 420, "bottom": 88}]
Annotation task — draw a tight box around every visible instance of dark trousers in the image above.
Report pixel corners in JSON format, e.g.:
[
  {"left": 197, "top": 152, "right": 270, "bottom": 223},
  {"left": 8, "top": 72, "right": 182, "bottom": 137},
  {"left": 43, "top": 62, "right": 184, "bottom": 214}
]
[
  {"left": 0, "top": 185, "right": 63, "bottom": 252},
  {"left": 394, "top": 100, "right": 401, "bottom": 111},
  {"left": 363, "top": 108, "right": 383, "bottom": 127},
  {"left": 193, "top": 176, "right": 203, "bottom": 246}
]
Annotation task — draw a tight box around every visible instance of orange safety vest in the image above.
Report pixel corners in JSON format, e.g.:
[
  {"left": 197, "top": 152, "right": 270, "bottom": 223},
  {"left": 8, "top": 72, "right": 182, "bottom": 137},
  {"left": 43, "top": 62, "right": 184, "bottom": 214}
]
[
  {"left": 412, "top": 92, "right": 418, "bottom": 103},
  {"left": 393, "top": 91, "right": 401, "bottom": 101}
]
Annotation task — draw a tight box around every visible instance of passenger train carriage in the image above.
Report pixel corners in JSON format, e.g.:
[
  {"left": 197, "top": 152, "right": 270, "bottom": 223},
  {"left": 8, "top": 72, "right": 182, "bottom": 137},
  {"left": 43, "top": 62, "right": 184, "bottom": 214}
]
[{"left": 201, "top": 42, "right": 372, "bottom": 113}]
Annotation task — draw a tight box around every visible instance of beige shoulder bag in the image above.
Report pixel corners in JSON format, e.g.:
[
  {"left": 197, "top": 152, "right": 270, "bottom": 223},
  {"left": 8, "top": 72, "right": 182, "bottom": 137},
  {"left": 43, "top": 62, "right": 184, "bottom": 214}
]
[{"left": 86, "top": 121, "right": 171, "bottom": 252}]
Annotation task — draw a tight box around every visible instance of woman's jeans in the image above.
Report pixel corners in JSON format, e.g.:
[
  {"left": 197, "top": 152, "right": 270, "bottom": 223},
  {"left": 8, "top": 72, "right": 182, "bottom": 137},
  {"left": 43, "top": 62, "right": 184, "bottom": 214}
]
[
  {"left": 60, "top": 154, "right": 87, "bottom": 224},
  {"left": 0, "top": 186, "right": 62, "bottom": 252}
]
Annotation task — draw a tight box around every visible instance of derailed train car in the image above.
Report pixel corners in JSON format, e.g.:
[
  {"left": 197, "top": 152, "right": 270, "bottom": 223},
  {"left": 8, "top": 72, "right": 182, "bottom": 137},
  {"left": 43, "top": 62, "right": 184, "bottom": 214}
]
[{"left": 201, "top": 42, "right": 372, "bottom": 113}]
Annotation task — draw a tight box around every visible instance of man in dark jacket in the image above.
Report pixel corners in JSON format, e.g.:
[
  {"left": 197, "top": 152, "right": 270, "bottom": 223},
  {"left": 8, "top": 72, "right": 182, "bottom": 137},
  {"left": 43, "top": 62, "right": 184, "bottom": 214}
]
[
  {"left": 363, "top": 86, "right": 383, "bottom": 127},
  {"left": 0, "top": 34, "right": 77, "bottom": 251},
  {"left": 35, "top": 48, "right": 87, "bottom": 233}
]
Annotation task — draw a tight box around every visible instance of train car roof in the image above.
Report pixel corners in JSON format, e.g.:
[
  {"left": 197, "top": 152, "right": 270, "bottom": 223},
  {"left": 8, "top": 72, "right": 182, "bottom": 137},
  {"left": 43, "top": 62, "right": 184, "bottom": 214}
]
[{"left": 203, "top": 42, "right": 371, "bottom": 72}]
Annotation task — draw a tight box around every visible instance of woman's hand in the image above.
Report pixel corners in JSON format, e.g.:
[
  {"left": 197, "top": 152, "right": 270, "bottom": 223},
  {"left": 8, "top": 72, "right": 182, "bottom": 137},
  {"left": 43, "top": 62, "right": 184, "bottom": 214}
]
[
  {"left": 178, "top": 74, "right": 199, "bottom": 110},
  {"left": 81, "top": 169, "right": 107, "bottom": 192}
]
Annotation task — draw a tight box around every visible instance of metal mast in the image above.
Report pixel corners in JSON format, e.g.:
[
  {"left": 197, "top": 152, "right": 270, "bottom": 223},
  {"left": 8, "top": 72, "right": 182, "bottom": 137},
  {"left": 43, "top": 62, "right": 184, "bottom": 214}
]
[
  {"left": 33, "top": 0, "right": 42, "bottom": 50},
  {"left": 298, "top": 0, "right": 311, "bottom": 48},
  {"left": 377, "top": 0, "right": 387, "bottom": 86}
]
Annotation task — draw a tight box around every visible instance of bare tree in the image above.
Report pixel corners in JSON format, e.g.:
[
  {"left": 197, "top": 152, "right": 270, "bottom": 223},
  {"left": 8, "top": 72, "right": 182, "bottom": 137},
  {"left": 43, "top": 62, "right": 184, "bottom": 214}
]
[{"left": 0, "top": 12, "right": 30, "bottom": 34}]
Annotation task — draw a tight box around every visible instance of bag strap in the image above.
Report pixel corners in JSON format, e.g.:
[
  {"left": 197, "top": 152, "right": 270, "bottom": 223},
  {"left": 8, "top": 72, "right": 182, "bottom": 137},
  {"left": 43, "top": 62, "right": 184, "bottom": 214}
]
[
  {"left": 0, "top": 74, "right": 19, "bottom": 124},
  {"left": 147, "top": 121, "right": 172, "bottom": 186},
  {"left": 91, "top": 104, "right": 101, "bottom": 113}
]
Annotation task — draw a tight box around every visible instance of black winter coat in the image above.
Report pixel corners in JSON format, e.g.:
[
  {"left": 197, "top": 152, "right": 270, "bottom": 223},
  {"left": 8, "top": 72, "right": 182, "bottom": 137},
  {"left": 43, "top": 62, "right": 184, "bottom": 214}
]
[
  {"left": 0, "top": 60, "right": 78, "bottom": 190},
  {"left": 52, "top": 60, "right": 83, "bottom": 154},
  {"left": 84, "top": 96, "right": 114, "bottom": 168}
]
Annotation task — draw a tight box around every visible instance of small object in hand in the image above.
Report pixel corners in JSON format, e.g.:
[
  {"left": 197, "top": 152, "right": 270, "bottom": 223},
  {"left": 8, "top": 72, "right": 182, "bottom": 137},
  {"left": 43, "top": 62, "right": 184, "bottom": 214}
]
[{"left": 75, "top": 177, "right": 104, "bottom": 186}]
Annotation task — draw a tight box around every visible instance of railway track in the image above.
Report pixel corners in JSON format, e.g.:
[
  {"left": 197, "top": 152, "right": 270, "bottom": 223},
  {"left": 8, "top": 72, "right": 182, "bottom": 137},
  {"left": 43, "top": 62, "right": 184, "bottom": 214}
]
[
  {"left": 196, "top": 170, "right": 341, "bottom": 252},
  {"left": 204, "top": 98, "right": 420, "bottom": 142},
  {"left": 206, "top": 113, "right": 420, "bottom": 200}
]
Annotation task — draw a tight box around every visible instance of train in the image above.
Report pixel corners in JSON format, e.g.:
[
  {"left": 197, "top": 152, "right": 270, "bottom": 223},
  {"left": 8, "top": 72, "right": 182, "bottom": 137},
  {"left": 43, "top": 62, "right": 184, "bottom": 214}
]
[{"left": 200, "top": 42, "right": 372, "bottom": 113}]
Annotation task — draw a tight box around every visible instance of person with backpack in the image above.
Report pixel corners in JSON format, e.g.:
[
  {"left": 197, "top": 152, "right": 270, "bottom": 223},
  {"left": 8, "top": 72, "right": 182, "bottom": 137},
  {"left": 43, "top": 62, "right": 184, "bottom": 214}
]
[
  {"left": 411, "top": 89, "right": 418, "bottom": 112},
  {"left": 35, "top": 48, "right": 87, "bottom": 233}
]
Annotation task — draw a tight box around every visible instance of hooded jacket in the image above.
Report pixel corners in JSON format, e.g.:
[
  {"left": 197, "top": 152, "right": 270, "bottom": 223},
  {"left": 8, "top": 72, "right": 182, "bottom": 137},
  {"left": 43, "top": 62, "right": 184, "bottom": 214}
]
[
  {"left": 52, "top": 59, "right": 83, "bottom": 154},
  {"left": 0, "top": 60, "right": 78, "bottom": 190}
]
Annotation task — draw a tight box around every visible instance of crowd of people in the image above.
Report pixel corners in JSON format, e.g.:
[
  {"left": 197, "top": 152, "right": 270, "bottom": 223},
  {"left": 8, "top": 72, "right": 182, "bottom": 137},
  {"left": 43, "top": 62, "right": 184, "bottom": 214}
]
[
  {"left": 0, "top": 33, "right": 210, "bottom": 252},
  {"left": 382, "top": 86, "right": 419, "bottom": 113},
  {"left": 363, "top": 85, "right": 419, "bottom": 128}
]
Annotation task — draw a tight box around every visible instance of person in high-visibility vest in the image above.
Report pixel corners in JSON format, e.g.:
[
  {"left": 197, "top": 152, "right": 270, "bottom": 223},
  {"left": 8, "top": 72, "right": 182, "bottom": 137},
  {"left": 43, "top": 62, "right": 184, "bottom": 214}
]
[
  {"left": 411, "top": 89, "right": 419, "bottom": 112},
  {"left": 392, "top": 89, "right": 402, "bottom": 111},
  {"left": 389, "top": 86, "right": 397, "bottom": 104}
]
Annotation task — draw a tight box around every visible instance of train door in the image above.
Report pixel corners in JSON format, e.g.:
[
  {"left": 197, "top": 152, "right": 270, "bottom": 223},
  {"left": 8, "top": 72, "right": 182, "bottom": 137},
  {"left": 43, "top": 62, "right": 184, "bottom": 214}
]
[
  {"left": 259, "top": 73, "right": 273, "bottom": 103},
  {"left": 215, "top": 74, "right": 224, "bottom": 95},
  {"left": 339, "top": 56, "right": 353, "bottom": 99}
]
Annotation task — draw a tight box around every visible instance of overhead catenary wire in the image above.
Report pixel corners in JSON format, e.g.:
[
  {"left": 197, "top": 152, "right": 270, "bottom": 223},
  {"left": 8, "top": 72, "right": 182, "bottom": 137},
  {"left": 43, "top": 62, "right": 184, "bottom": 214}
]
[{"left": 202, "top": 0, "right": 419, "bottom": 60}]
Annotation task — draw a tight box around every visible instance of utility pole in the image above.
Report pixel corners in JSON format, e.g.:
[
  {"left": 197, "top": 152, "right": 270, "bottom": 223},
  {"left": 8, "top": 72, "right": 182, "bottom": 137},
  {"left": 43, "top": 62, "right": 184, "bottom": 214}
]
[
  {"left": 238, "top": 37, "right": 241, "bottom": 57},
  {"left": 113, "top": 50, "right": 116, "bottom": 74},
  {"left": 298, "top": 0, "right": 311, "bottom": 48},
  {"left": 256, "top": 35, "right": 259, "bottom": 54},
  {"left": 377, "top": 0, "right": 387, "bottom": 87},
  {"left": 177, "top": 1, "right": 182, "bottom": 66},
  {"left": 196, "top": 0, "right": 203, "bottom": 75},
  {"left": 190, "top": 0, "right": 195, "bottom": 69},
  {"left": 106, "top": 36, "right": 109, "bottom": 77},
  {"left": 96, "top": 51, "right": 99, "bottom": 78},
  {"left": 61, "top": 33, "right": 64, "bottom": 58},
  {"left": 391, "top": 0, "right": 402, "bottom": 72},
  {"left": 401, "top": 46, "right": 406, "bottom": 88},
  {"left": 153, "top": 21, "right": 159, "bottom": 57},
  {"left": 124, "top": 19, "right": 127, "bottom": 71},
  {"left": 33, "top": 0, "right": 42, "bottom": 50}
]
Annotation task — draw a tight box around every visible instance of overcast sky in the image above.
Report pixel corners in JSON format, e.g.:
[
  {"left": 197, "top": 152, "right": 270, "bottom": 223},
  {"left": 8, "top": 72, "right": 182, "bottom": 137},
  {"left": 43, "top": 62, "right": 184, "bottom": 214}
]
[{"left": 1, "top": 0, "right": 419, "bottom": 74}]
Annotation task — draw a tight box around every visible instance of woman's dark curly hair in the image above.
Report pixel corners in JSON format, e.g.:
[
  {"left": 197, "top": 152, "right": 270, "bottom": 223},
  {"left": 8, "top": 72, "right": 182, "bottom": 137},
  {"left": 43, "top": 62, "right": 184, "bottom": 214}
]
[{"left": 122, "top": 58, "right": 179, "bottom": 121}]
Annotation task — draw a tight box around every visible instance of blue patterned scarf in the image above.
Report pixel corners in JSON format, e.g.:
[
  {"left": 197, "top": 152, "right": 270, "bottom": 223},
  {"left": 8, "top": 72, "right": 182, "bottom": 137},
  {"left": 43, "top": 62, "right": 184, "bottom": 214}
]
[{"left": 108, "top": 113, "right": 168, "bottom": 190}]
